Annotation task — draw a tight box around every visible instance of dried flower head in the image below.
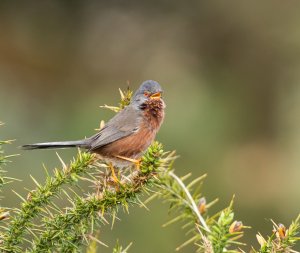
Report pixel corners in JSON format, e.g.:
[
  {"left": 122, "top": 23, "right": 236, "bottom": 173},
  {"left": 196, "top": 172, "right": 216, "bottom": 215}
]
[
  {"left": 198, "top": 197, "right": 207, "bottom": 214},
  {"left": 229, "top": 220, "right": 243, "bottom": 233}
]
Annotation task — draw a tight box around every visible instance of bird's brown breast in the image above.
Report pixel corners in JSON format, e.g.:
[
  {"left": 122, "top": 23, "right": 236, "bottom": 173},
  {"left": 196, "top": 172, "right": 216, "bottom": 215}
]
[{"left": 142, "top": 98, "right": 165, "bottom": 131}]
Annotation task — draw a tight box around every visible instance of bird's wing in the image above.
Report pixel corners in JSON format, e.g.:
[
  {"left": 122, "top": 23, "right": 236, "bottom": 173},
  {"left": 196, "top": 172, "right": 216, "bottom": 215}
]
[{"left": 89, "top": 106, "right": 141, "bottom": 151}]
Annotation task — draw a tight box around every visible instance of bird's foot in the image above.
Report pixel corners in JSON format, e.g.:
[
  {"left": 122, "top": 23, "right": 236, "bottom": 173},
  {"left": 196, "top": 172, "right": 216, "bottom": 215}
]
[
  {"left": 116, "top": 155, "right": 141, "bottom": 170},
  {"left": 108, "top": 163, "right": 121, "bottom": 187}
]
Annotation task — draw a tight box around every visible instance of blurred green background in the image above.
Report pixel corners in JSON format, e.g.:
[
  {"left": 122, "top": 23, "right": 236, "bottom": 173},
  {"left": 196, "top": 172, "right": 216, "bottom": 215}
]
[{"left": 1, "top": 1, "right": 300, "bottom": 252}]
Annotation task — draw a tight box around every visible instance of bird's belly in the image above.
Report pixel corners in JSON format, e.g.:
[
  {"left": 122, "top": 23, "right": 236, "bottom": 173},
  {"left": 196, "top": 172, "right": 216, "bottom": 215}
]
[{"left": 93, "top": 127, "right": 156, "bottom": 167}]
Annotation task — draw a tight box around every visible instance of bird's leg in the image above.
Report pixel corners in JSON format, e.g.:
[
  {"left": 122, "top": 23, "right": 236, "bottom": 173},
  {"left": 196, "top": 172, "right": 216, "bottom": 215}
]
[
  {"left": 108, "top": 163, "right": 120, "bottom": 183},
  {"left": 116, "top": 155, "right": 141, "bottom": 170}
]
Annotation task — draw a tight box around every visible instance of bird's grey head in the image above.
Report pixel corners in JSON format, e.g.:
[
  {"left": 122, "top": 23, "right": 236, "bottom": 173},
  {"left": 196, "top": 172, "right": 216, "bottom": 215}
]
[{"left": 131, "top": 80, "right": 163, "bottom": 108}]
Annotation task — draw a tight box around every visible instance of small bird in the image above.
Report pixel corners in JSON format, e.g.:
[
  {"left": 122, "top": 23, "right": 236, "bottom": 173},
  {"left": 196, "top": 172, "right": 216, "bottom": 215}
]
[{"left": 22, "top": 80, "right": 165, "bottom": 181}]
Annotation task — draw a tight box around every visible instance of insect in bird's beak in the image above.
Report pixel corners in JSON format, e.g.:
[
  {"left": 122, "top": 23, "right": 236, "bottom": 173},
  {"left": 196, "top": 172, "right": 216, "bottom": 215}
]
[{"left": 150, "top": 92, "right": 162, "bottom": 99}]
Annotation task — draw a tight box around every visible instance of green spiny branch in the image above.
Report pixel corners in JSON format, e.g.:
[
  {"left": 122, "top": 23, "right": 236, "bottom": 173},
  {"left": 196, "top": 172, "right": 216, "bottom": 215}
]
[
  {"left": 28, "top": 142, "right": 174, "bottom": 252},
  {"left": 112, "top": 241, "right": 132, "bottom": 253},
  {"left": 0, "top": 122, "right": 15, "bottom": 192},
  {"left": 149, "top": 170, "right": 247, "bottom": 252},
  {"left": 254, "top": 214, "right": 300, "bottom": 253},
  {"left": 149, "top": 167, "right": 300, "bottom": 253},
  {"left": 1, "top": 151, "right": 95, "bottom": 252},
  {"left": 0, "top": 123, "right": 17, "bottom": 228}
]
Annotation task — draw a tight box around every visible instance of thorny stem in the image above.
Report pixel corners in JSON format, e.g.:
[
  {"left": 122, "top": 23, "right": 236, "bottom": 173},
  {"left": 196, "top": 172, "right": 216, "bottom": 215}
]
[
  {"left": 29, "top": 178, "right": 142, "bottom": 252},
  {"left": 2, "top": 152, "right": 95, "bottom": 252},
  {"left": 28, "top": 142, "right": 170, "bottom": 252},
  {"left": 168, "top": 171, "right": 210, "bottom": 233}
]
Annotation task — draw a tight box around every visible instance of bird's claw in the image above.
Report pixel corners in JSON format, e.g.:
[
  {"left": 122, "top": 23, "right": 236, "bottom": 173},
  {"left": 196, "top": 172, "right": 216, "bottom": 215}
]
[{"left": 116, "top": 155, "right": 141, "bottom": 170}]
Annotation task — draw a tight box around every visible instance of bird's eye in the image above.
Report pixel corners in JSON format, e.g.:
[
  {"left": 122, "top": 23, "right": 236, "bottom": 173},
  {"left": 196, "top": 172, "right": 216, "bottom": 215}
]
[{"left": 144, "top": 91, "right": 150, "bottom": 97}]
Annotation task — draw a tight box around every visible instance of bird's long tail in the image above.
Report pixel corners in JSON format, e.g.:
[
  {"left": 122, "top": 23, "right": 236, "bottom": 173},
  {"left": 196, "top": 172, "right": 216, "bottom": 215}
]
[{"left": 21, "top": 140, "right": 90, "bottom": 150}]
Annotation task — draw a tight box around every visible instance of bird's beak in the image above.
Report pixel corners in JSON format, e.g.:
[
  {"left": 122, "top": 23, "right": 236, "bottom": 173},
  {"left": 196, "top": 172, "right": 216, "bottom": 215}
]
[{"left": 150, "top": 92, "right": 162, "bottom": 99}]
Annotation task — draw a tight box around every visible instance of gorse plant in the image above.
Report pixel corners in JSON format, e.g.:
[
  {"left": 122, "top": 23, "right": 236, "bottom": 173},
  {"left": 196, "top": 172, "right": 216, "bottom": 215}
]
[
  {"left": 0, "top": 123, "right": 16, "bottom": 229},
  {"left": 28, "top": 142, "right": 171, "bottom": 253},
  {"left": 254, "top": 215, "right": 300, "bottom": 253},
  {"left": 0, "top": 90, "right": 299, "bottom": 253},
  {"left": 0, "top": 123, "right": 15, "bottom": 193},
  {"left": 3, "top": 151, "right": 96, "bottom": 252}
]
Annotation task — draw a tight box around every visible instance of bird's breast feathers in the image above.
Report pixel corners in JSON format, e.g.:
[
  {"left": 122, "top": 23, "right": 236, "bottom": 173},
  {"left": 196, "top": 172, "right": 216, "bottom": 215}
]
[{"left": 142, "top": 98, "right": 165, "bottom": 131}]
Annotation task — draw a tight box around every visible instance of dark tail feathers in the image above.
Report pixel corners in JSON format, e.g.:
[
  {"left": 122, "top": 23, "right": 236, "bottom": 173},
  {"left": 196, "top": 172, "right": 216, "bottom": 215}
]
[{"left": 21, "top": 140, "right": 90, "bottom": 150}]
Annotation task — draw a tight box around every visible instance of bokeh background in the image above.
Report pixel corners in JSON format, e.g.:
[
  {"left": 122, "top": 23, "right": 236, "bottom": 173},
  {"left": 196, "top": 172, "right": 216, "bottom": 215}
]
[{"left": 1, "top": 1, "right": 300, "bottom": 252}]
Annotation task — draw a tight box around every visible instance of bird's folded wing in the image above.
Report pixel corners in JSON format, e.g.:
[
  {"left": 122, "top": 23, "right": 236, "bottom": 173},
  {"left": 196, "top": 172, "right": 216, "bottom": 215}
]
[{"left": 89, "top": 106, "right": 141, "bottom": 151}]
